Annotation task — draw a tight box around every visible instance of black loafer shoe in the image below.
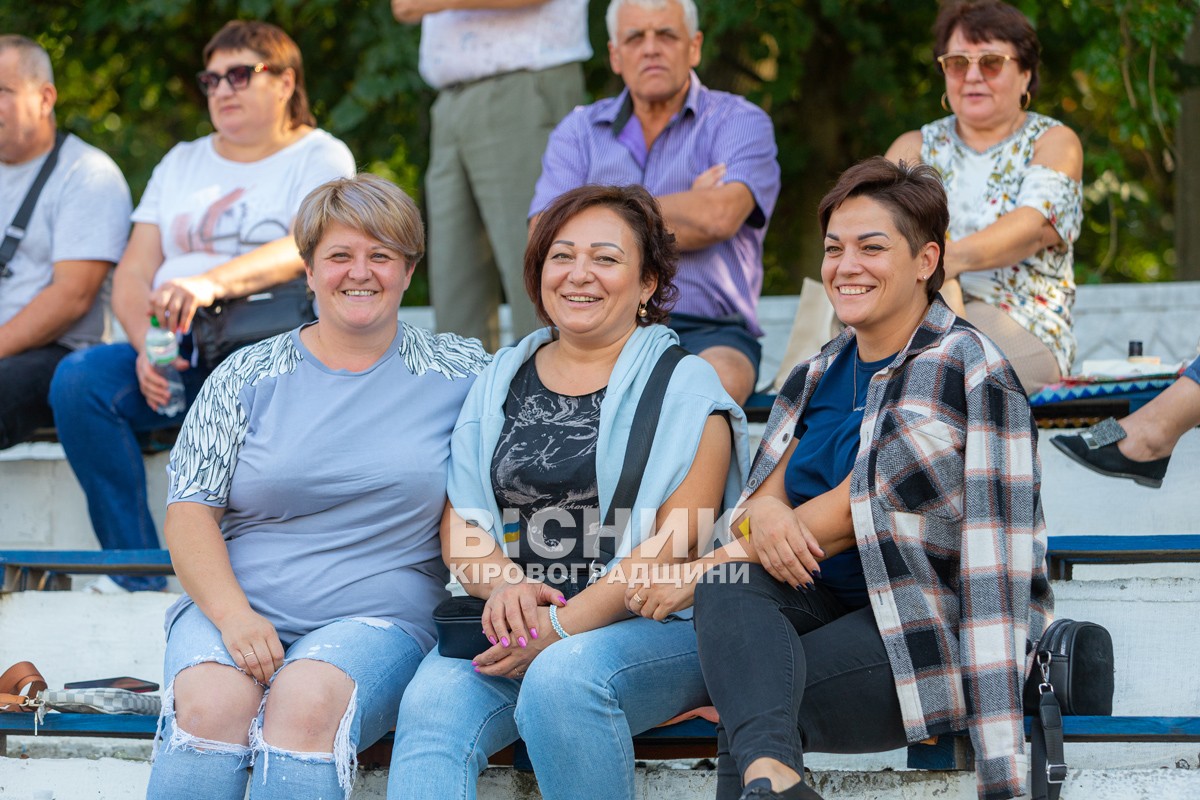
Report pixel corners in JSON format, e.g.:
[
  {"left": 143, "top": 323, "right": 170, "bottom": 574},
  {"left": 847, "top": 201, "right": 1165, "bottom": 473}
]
[
  {"left": 739, "top": 777, "right": 824, "bottom": 800},
  {"left": 1051, "top": 420, "right": 1169, "bottom": 489}
]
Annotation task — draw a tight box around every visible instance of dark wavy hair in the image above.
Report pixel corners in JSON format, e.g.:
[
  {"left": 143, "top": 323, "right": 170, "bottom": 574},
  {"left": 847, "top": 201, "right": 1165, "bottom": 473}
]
[
  {"left": 525, "top": 185, "right": 679, "bottom": 327},
  {"left": 202, "top": 20, "right": 315, "bottom": 128},
  {"left": 934, "top": 0, "right": 1041, "bottom": 99},
  {"left": 818, "top": 157, "right": 948, "bottom": 303}
]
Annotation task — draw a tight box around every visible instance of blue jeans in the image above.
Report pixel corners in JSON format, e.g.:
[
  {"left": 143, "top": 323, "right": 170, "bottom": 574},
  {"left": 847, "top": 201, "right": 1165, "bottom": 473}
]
[
  {"left": 49, "top": 343, "right": 210, "bottom": 590},
  {"left": 147, "top": 603, "right": 424, "bottom": 800},
  {"left": 388, "top": 616, "right": 708, "bottom": 800}
]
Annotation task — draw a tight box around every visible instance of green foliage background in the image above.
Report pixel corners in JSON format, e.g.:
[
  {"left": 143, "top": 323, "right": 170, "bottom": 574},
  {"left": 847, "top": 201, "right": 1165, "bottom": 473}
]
[{"left": 4, "top": 0, "right": 1197, "bottom": 304}]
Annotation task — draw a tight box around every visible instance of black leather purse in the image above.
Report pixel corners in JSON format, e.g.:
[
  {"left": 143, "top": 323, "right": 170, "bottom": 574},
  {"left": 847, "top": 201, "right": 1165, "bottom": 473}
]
[
  {"left": 190, "top": 278, "right": 315, "bottom": 370},
  {"left": 434, "top": 345, "right": 689, "bottom": 659},
  {"left": 1023, "top": 619, "right": 1115, "bottom": 800}
]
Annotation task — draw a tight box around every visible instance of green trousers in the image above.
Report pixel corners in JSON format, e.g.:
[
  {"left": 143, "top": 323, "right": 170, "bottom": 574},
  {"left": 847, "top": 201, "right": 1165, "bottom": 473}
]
[{"left": 426, "top": 62, "right": 585, "bottom": 350}]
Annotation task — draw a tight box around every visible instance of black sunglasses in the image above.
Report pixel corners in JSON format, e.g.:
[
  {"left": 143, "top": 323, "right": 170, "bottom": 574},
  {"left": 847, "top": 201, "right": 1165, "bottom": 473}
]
[{"left": 195, "top": 63, "right": 272, "bottom": 96}]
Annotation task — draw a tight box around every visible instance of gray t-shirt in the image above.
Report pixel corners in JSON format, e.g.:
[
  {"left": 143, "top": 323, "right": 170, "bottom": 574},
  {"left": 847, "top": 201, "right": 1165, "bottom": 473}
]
[
  {"left": 0, "top": 134, "right": 131, "bottom": 349},
  {"left": 165, "top": 322, "right": 490, "bottom": 651}
]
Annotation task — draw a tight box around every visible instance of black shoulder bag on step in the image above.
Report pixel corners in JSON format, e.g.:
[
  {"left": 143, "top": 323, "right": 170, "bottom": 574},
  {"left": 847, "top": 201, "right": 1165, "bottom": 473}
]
[
  {"left": 1022, "top": 618, "right": 1115, "bottom": 800},
  {"left": 434, "top": 345, "right": 689, "bottom": 659},
  {"left": 0, "top": 131, "right": 67, "bottom": 280}
]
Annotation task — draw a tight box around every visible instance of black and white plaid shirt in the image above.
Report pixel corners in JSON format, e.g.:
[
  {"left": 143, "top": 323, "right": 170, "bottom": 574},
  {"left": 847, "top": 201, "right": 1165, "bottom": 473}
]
[{"left": 743, "top": 299, "right": 1053, "bottom": 800}]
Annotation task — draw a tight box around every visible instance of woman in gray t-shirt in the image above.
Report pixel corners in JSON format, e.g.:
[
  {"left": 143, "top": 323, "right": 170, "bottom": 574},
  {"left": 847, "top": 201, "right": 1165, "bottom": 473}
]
[{"left": 146, "top": 175, "right": 489, "bottom": 800}]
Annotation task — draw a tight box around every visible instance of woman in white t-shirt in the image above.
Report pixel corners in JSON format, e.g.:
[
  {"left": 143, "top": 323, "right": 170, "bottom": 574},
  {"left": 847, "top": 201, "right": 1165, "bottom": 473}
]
[{"left": 49, "top": 20, "right": 355, "bottom": 592}]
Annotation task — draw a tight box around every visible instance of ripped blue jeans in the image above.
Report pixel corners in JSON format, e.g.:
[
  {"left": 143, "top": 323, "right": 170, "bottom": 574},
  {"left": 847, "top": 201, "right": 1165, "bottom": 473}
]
[{"left": 147, "top": 603, "right": 424, "bottom": 800}]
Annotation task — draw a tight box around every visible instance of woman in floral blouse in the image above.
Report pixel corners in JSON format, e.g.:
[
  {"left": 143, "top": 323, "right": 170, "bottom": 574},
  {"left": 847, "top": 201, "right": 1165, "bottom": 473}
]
[{"left": 886, "top": 0, "right": 1083, "bottom": 393}]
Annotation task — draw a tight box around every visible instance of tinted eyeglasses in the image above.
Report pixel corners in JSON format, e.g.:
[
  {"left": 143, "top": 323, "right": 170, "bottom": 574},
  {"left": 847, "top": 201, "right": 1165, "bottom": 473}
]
[
  {"left": 196, "top": 63, "right": 272, "bottom": 96},
  {"left": 937, "top": 52, "right": 1015, "bottom": 79}
]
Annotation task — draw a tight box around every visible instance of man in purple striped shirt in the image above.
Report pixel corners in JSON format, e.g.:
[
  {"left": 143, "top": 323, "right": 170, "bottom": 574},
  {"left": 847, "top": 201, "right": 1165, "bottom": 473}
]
[{"left": 530, "top": 0, "right": 780, "bottom": 404}]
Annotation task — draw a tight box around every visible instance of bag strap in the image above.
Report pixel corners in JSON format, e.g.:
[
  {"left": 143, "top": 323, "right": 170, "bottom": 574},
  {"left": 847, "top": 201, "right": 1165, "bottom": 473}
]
[
  {"left": 594, "top": 345, "right": 688, "bottom": 569},
  {"left": 0, "top": 661, "right": 47, "bottom": 712},
  {"left": 1029, "top": 658, "right": 1068, "bottom": 800},
  {"left": 0, "top": 130, "right": 68, "bottom": 279}
]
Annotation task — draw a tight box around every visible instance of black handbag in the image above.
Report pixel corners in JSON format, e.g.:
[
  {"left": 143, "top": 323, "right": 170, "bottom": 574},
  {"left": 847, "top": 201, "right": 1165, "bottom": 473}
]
[
  {"left": 1023, "top": 618, "right": 1115, "bottom": 800},
  {"left": 190, "top": 278, "right": 315, "bottom": 371},
  {"left": 434, "top": 345, "right": 689, "bottom": 659}
]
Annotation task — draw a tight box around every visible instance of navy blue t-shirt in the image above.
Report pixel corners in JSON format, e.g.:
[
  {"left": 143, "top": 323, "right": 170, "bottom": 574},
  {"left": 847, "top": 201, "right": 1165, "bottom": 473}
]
[{"left": 783, "top": 342, "right": 893, "bottom": 609}]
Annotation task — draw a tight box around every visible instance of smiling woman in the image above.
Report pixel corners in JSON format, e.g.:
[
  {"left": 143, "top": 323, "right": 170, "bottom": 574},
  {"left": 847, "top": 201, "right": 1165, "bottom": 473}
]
[
  {"left": 387, "top": 184, "right": 749, "bottom": 800},
  {"left": 143, "top": 174, "right": 490, "bottom": 800},
  {"left": 688, "top": 157, "right": 1051, "bottom": 800}
]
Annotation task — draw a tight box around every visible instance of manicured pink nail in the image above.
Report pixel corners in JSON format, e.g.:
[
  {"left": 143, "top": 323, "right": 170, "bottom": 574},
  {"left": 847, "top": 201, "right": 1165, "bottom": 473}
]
[
  {"left": 518, "top": 636, "right": 527, "bottom": 648},
  {"left": 501, "top": 637, "right": 510, "bottom": 648},
  {"left": 558, "top": 596, "right": 568, "bottom": 604},
  {"left": 474, "top": 666, "right": 480, "bottom": 673},
  {"left": 530, "top": 627, "right": 538, "bottom": 640},
  {"left": 488, "top": 636, "right": 497, "bottom": 645}
]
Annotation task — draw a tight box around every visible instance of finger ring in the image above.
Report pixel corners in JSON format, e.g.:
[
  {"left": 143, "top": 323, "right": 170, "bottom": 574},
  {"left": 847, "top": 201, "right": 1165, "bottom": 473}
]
[
  {"left": 632, "top": 593, "right": 644, "bottom": 604},
  {"left": 243, "top": 651, "right": 257, "bottom": 660}
]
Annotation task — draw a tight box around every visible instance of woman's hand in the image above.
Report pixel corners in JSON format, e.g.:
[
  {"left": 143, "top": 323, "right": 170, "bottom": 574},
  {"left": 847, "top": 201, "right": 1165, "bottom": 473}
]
[
  {"left": 739, "top": 496, "right": 824, "bottom": 588},
  {"left": 135, "top": 351, "right": 188, "bottom": 411},
  {"left": 151, "top": 275, "right": 220, "bottom": 335},
  {"left": 218, "top": 608, "right": 286, "bottom": 685},
  {"left": 482, "top": 580, "right": 567, "bottom": 650},
  {"left": 625, "top": 563, "right": 700, "bottom": 620},
  {"left": 474, "top": 606, "right": 557, "bottom": 679}
]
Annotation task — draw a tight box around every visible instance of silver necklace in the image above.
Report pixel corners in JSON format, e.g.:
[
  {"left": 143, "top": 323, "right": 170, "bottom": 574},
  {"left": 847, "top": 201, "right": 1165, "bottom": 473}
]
[{"left": 852, "top": 345, "right": 866, "bottom": 412}]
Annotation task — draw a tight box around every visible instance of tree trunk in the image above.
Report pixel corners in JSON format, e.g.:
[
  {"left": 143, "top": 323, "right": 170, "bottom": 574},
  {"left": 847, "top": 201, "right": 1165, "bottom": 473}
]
[{"left": 1177, "top": 14, "right": 1200, "bottom": 281}]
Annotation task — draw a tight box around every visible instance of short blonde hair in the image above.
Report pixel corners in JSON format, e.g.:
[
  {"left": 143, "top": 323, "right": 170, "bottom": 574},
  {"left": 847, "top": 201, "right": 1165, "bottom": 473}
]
[{"left": 294, "top": 174, "right": 424, "bottom": 269}]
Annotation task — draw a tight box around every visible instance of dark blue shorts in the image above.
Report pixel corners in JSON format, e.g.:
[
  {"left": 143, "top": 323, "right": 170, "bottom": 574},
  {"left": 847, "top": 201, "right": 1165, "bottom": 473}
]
[{"left": 667, "top": 312, "right": 762, "bottom": 382}]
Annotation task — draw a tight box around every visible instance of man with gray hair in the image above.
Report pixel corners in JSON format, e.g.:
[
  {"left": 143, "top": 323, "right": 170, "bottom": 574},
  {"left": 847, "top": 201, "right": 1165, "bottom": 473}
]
[
  {"left": 0, "top": 35, "right": 131, "bottom": 448},
  {"left": 531, "top": 0, "right": 780, "bottom": 404}
]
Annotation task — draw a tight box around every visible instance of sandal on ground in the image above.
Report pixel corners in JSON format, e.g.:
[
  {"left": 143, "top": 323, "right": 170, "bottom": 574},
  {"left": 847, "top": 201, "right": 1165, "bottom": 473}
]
[
  {"left": 739, "top": 777, "right": 823, "bottom": 800},
  {"left": 1050, "top": 417, "right": 1170, "bottom": 489}
]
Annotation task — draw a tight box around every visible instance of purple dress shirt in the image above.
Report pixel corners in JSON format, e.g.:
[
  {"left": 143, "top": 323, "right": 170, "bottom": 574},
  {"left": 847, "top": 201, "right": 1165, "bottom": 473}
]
[{"left": 530, "top": 73, "right": 780, "bottom": 336}]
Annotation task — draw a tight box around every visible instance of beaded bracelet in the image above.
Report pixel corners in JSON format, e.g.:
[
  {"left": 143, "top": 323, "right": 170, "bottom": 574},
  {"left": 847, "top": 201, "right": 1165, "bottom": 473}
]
[{"left": 548, "top": 605, "right": 570, "bottom": 639}]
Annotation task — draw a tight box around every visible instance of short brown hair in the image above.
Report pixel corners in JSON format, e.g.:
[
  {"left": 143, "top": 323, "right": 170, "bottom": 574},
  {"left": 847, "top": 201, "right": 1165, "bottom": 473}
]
[
  {"left": 294, "top": 174, "right": 424, "bottom": 269},
  {"left": 525, "top": 185, "right": 679, "bottom": 326},
  {"left": 934, "top": 0, "right": 1040, "bottom": 99},
  {"left": 203, "top": 20, "right": 315, "bottom": 128},
  {"left": 818, "top": 157, "right": 948, "bottom": 302}
]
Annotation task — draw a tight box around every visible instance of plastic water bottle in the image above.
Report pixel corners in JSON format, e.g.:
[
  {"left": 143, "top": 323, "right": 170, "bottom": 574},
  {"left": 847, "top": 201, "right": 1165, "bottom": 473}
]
[{"left": 145, "top": 315, "right": 186, "bottom": 417}]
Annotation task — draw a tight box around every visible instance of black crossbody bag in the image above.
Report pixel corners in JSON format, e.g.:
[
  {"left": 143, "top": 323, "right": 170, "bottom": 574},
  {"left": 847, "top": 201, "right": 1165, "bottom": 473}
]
[
  {"left": 189, "top": 278, "right": 316, "bottom": 370},
  {"left": 435, "top": 345, "right": 688, "bottom": 659},
  {"left": 1022, "top": 618, "right": 1115, "bottom": 800},
  {"left": 0, "top": 131, "right": 67, "bottom": 280}
]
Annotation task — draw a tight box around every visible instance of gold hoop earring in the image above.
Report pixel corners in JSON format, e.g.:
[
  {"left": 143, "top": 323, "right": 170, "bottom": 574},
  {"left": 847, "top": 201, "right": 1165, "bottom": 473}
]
[
  {"left": 638, "top": 302, "right": 648, "bottom": 319},
  {"left": 1021, "top": 91, "right": 1031, "bottom": 110},
  {"left": 940, "top": 92, "right": 950, "bottom": 112}
]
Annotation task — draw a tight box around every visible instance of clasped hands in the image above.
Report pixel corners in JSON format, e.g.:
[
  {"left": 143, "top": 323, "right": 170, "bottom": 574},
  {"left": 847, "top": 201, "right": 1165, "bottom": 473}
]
[
  {"left": 623, "top": 496, "right": 825, "bottom": 620},
  {"left": 471, "top": 579, "right": 568, "bottom": 679}
]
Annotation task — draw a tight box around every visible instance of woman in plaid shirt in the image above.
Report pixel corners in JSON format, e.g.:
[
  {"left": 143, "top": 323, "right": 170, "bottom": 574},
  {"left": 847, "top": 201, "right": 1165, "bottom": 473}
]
[{"left": 627, "top": 158, "right": 1053, "bottom": 800}]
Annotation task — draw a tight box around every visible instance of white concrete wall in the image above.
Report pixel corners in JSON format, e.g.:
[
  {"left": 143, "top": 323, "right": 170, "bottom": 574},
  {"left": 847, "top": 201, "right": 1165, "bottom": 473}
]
[{"left": 2, "top": 757, "right": 1199, "bottom": 799}]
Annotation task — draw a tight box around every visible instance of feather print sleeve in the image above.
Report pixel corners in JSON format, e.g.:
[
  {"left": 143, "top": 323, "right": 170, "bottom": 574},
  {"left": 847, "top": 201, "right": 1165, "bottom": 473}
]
[
  {"left": 167, "top": 334, "right": 302, "bottom": 506},
  {"left": 397, "top": 323, "right": 491, "bottom": 379}
]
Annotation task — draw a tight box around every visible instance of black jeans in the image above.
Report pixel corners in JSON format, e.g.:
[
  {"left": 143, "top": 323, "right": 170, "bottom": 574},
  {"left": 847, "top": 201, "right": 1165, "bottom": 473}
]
[
  {"left": 0, "top": 343, "right": 71, "bottom": 449},
  {"left": 694, "top": 563, "right": 908, "bottom": 799}
]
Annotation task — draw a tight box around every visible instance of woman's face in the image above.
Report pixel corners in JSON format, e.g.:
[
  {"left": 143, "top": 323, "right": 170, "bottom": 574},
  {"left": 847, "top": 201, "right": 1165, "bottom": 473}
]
[
  {"left": 942, "top": 27, "right": 1031, "bottom": 130},
  {"left": 306, "top": 221, "right": 412, "bottom": 338},
  {"left": 821, "top": 196, "right": 936, "bottom": 340},
  {"left": 540, "top": 206, "right": 655, "bottom": 345},
  {"left": 204, "top": 48, "right": 293, "bottom": 139}
]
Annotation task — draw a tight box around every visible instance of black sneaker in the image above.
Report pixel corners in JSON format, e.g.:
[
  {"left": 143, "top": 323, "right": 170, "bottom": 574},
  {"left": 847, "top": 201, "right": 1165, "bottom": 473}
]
[
  {"left": 1051, "top": 417, "right": 1169, "bottom": 489},
  {"left": 738, "top": 777, "right": 824, "bottom": 800}
]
